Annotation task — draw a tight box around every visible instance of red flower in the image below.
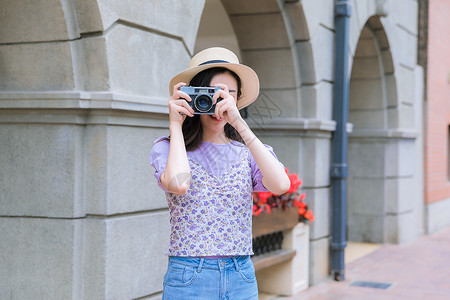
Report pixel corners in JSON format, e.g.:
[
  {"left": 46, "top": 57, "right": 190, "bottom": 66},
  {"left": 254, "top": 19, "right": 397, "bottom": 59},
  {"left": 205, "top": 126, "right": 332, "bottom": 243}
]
[
  {"left": 298, "top": 207, "right": 306, "bottom": 215},
  {"left": 288, "top": 173, "right": 303, "bottom": 193},
  {"left": 252, "top": 166, "right": 314, "bottom": 223},
  {"left": 293, "top": 200, "right": 306, "bottom": 208},
  {"left": 304, "top": 210, "right": 314, "bottom": 221},
  {"left": 258, "top": 191, "right": 272, "bottom": 203}
]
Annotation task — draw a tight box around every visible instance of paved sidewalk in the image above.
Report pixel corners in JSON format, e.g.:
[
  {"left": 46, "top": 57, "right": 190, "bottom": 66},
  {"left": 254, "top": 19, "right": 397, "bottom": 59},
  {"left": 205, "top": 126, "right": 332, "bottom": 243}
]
[{"left": 288, "top": 225, "right": 450, "bottom": 299}]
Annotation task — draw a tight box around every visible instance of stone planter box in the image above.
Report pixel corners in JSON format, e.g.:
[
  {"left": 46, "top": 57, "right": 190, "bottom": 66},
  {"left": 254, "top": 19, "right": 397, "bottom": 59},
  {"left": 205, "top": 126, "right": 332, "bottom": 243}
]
[{"left": 251, "top": 207, "right": 310, "bottom": 296}]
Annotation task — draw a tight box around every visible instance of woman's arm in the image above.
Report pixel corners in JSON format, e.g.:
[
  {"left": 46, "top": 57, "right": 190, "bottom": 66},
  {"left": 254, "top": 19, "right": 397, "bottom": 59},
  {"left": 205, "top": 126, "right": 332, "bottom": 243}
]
[
  {"left": 160, "top": 82, "right": 195, "bottom": 195},
  {"left": 235, "top": 120, "right": 291, "bottom": 195},
  {"left": 160, "top": 123, "right": 191, "bottom": 195},
  {"left": 213, "top": 83, "right": 290, "bottom": 195}
]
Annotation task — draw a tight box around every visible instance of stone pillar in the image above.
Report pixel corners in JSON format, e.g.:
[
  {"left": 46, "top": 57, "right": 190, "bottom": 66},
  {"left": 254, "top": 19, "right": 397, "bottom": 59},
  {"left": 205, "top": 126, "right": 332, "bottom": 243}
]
[{"left": 0, "top": 1, "right": 205, "bottom": 299}]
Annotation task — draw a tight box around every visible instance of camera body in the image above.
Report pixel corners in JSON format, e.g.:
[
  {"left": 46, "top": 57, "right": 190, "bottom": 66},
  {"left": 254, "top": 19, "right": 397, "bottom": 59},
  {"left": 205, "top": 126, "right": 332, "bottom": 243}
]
[{"left": 180, "top": 86, "right": 223, "bottom": 114}]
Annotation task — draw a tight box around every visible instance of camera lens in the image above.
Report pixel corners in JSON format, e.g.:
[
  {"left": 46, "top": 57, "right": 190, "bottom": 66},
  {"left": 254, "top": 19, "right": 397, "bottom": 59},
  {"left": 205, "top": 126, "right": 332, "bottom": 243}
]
[{"left": 194, "top": 94, "right": 213, "bottom": 112}]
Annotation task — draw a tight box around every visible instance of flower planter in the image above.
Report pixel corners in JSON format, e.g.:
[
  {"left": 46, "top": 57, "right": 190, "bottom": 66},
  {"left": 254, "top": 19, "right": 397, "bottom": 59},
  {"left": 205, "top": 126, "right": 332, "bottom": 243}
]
[
  {"left": 252, "top": 206, "right": 299, "bottom": 238},
  {"left": 251, "top": 168, "right": 312, "bottom": 295},
  {"left": 254, "top": 222, "right": 310, "bottom": 296}
]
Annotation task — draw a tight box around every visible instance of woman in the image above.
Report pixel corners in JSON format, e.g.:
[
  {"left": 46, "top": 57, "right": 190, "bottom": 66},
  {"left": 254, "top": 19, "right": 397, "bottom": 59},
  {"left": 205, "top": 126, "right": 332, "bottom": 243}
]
[{"left": 150, "top": 47, "right": 290, "bottom": 299}]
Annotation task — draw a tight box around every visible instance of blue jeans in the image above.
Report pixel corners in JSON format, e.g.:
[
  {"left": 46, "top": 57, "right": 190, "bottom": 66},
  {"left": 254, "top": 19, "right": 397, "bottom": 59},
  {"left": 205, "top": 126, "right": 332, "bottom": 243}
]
[{"left": 162, "top": 255, "right": 258, "bottom": 300}]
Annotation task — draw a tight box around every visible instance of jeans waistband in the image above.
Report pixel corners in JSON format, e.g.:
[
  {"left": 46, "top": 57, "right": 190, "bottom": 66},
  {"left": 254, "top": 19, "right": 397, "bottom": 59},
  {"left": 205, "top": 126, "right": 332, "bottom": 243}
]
[{"left": 168, "top": 255, "right": 250, "bottom": 272}]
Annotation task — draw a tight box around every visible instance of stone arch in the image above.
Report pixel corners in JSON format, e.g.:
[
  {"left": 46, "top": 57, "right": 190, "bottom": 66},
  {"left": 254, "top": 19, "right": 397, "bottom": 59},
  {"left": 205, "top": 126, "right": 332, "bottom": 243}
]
[
  {"left": 347, "top": 16, "right": 399, "bottom": 243},
  {"left": 348, "top": 16, "right": 396, "bottom": 131},
  {"left": 194, "top": 0, "right": 314, "bottom": 119}
]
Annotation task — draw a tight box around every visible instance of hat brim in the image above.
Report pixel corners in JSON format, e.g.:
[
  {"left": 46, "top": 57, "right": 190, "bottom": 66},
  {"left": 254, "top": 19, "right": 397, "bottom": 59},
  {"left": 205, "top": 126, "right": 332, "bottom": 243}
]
[{"left": 169, "top": 62, "right": 260, "bottom": 110}]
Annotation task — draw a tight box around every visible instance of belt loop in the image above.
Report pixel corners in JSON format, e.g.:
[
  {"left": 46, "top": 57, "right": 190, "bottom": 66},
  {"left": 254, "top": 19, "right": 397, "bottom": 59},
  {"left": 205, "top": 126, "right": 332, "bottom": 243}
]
[
  {"left": 233, "top": 257, "right": 240, "bottom": 271},
  {"left": 197, "top": 258, "right": 204, "bottom": 273}
]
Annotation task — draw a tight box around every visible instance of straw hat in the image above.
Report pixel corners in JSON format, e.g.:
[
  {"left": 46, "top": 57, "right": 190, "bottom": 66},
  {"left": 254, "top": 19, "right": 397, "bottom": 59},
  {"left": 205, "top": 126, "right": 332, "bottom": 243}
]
[{"left": 169, "top": 47, "right": 260, "bottom": 109}]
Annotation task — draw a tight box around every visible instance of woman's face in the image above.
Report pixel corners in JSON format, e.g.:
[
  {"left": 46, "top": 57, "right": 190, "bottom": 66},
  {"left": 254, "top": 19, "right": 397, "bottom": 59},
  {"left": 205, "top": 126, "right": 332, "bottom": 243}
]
[{"left": 200, "top": 71, "right": 238, "bottom": 134}]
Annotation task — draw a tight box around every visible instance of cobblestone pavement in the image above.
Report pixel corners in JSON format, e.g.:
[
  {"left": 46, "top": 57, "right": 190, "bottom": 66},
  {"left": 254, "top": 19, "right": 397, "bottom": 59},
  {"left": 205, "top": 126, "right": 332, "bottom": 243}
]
[{"left": 287, "top": 225, "right": 450, "bottom": 300}]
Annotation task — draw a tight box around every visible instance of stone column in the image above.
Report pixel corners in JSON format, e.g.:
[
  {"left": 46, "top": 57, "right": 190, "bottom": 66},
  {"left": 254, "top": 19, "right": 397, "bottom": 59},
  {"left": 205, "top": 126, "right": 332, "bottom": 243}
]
[{"left": 0, "top": 1, "right": 204, "bottom": 299}]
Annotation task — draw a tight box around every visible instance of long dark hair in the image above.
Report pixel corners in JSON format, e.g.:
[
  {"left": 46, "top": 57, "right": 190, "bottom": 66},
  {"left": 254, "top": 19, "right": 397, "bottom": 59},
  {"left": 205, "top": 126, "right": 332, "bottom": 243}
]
[{"left": 169, "top": 67, "right": 243, "bottom": 151}]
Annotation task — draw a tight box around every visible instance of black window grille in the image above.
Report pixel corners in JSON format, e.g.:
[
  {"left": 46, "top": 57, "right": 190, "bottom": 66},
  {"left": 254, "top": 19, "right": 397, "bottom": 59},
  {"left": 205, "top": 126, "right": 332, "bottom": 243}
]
[{"left": 252, "top": 231, "right": 284, "bottom": 256}]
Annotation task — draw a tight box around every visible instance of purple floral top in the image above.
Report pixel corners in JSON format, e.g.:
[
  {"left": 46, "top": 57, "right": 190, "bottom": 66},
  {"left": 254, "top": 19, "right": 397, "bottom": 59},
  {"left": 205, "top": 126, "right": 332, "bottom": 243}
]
[{"left": 149, "top": 137, "right": 280, "bottom": 256}]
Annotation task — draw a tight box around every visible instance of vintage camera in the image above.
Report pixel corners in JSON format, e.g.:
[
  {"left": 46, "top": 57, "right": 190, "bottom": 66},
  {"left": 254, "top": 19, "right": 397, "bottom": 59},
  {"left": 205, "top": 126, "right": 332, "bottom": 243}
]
[{"left": 180, "top": 86, "right": 223, "bottom": 114}]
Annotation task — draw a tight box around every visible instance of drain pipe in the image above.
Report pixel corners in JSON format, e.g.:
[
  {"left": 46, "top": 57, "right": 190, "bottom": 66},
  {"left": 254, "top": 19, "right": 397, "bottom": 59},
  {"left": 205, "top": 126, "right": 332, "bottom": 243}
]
[{"left": 330, "top": 0, "right": 352, "bottom": 281}]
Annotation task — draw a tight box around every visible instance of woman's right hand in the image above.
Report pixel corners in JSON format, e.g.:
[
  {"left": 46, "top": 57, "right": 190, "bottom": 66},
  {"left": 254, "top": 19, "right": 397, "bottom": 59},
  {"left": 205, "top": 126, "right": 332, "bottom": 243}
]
[{"left": 168, "top": 82, "right": 195, "bottom": 126}]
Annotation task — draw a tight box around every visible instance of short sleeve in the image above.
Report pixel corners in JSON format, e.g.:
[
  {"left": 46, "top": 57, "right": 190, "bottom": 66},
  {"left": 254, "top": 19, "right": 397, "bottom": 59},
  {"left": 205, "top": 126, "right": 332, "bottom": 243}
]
[
  {"left": 149, "top": 136, "right": 170, "bottom": 193},
  {"left": 249, "top": 144, "right": 284, "bottom": 192}
]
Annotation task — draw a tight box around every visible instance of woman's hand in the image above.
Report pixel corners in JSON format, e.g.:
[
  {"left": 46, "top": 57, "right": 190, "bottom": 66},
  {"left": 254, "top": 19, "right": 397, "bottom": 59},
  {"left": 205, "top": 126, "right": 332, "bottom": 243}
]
[
  {"left": 213, "top": 83, "right": 243, "bottom": 128},
  {"left": 168, "top": 82, "right": 195, "bottom": 126}
]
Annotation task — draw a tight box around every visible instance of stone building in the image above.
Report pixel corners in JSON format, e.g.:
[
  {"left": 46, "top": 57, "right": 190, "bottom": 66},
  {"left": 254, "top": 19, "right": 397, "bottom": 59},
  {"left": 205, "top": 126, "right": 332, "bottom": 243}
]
[{"left": 0, "top": 0, "right": 424, "bottom": 299}]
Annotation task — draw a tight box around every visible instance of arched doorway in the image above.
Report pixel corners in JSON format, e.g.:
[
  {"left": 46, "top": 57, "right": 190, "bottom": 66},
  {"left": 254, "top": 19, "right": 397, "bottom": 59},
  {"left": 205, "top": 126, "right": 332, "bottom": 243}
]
[
  {"left": 194, "top": 0, "right": 240, "bottom": 58},
  {"left": 194, "top": 0, "right": 310, "bottom": 121},
  {"left": 347, "top": 16, "right": 397, "bottom": 243}
]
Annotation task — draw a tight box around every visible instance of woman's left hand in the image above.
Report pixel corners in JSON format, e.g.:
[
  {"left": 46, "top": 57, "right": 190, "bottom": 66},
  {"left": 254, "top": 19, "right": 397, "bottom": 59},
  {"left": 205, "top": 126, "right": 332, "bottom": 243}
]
[{"left": 213, "top": 83, "right": 243, "bottom": 128}]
